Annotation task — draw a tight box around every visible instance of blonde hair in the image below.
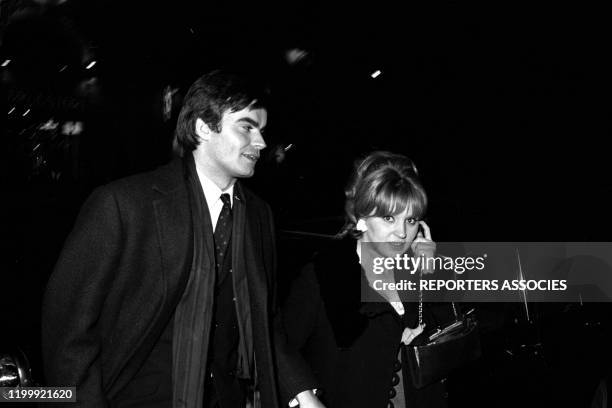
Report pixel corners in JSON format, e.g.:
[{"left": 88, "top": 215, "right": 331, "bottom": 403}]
[{"left": 339, "top": 151, "right": 427, "bottom": 238}]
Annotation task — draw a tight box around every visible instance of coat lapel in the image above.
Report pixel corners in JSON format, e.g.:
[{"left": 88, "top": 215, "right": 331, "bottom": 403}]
[
  {"left": 231, "top": 183, "right": 258, "bottom": 378},
  {"left": 109, "top": 159, "right": 197, "bottom": 397},
  {"left": 233, "top": 183, "right": 268, "bottom": 303},
  {"left": 234, "top": 183, "right": 275, "bottom": 398},
  {"left": 151, "top": 159, "right": 196, "bottom": 310}
]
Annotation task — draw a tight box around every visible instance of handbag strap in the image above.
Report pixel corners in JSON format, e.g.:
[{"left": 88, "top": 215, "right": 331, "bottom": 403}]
[
  {"left": 417, "top": 270, "right": 459, "bottom": 326},
  {"left": 418, "top": 270, "right": 423, "bottom": 326}
]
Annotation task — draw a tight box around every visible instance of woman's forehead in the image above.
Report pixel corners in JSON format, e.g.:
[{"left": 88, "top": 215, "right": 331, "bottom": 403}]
[
  {"left": 391, "top": 202, "right": 415, "bottom": 217},
  {"left": 373, "top": 200, "right": 415, "bottom": 216}
]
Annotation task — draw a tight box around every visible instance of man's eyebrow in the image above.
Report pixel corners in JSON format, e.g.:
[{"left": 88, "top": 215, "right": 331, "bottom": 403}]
[{"left": 236, "top": 117, "right": 262, "bottom": 128}]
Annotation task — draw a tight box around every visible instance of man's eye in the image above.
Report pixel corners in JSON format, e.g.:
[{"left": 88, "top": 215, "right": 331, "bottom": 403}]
[
  {"left": 241, "top": 125, "right": 253, "bottom": 132},
  {"left": 383, "top": 215, "right": 394, "bottom": 223}
]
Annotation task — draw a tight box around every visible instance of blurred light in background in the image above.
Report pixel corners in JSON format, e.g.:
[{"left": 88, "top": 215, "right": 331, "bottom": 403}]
[
  {"left": 285, "top": 48, "right": 309, "bottom": 65},
  {"left": 40, "top": 120, "right": 59, "bottom": 130},
  {"left": 61, "top": 121, "right": 83, "bottom": 135}
]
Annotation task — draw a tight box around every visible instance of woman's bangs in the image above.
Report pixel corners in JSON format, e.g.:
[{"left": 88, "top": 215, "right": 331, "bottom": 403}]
[{"left": 372, "top": 182, "right": 426, "bottom": 219}]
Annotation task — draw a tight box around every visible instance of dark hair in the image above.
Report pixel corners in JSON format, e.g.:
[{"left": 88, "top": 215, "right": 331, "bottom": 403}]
[
  {"left": 173, "top": 70, "right": 269, "bottom": 155},
  {"left": 339, "top": 151, "right": 428, "bottom": 239}
]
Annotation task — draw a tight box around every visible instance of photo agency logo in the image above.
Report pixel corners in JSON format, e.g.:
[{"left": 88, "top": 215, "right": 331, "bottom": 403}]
[
  {"left": 371, "top": 252, "right": 486, "bottom": 275},
  {"left": 359, "top": 242, "right": 612, "bottom": 303}
]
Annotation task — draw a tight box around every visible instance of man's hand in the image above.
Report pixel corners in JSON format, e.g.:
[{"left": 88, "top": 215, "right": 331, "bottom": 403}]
[
  {"left": 411, "top": 221, "right": 436, "bottom": 274},
  {"left": 295, "top": 390, "right": 325, "bottom": 408}
]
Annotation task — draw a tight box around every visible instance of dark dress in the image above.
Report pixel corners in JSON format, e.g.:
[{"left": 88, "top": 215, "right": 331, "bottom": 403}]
[{"left": 282, "top": 238, "right": 447, "bottom": 408}]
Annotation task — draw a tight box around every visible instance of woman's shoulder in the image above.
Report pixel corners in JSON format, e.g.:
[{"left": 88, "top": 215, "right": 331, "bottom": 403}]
[
  {"left": 305, "top": 238, "right": 370, "bottom": 347},
  {"left": 305, "top": 239, "right": 364, "bottom": 308},
  {"left": 310, "top": 237, "right": 359, "bottom": 271},
  {"left": 301, "top": 238, "right": 358, "bottom": 291}
]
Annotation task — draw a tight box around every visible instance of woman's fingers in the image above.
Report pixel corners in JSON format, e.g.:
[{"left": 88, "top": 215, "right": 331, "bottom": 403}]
[
  {"left": 401, "top": 324, "right": 426, "bottom": 345},
  {"left": 419, "top": 221, "right": 432, "bottom": 241}
]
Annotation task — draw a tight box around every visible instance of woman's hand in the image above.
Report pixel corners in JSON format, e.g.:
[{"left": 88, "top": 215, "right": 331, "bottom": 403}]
[
  {"left": 410, "top": 221, "right": 436, "bottom": 274},
  {"left": 401, "top": 324, "right": 425, "bottom": 345},
  {"left": 295, "top": 390, "right": 326, "bottom": 408}
]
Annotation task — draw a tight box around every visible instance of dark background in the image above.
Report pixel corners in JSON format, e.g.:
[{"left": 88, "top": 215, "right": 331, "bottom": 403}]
[{"left": 2, "top": 1, "right": 612, "bottom": 406}]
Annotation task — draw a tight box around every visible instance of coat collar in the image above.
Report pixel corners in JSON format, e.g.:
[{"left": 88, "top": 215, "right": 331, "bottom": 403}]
[
  {"left": 152, "top": 155, "right": 250, "bottom": 203},
  {"left": 151, "top": 157, "right": 186, "bottom": 196}
]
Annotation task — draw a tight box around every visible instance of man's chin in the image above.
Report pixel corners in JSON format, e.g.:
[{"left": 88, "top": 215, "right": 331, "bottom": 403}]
[{"left": 233, "top": 165, "right": 256, "bottom": 179}]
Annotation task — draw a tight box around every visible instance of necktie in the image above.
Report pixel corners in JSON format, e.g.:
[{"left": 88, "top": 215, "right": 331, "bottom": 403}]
[{"left": 214, "top": 193, "right": 233, "bottom": 274}]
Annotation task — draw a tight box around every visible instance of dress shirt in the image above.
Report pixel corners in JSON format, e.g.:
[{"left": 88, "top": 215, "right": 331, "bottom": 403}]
[{"left": 195, "top": 168, "right": 235, "bottom": 229}]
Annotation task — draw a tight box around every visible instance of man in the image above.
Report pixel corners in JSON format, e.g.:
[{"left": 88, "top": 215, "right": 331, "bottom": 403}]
[{"left": 42, "top": 70, "right": 323, "bottom": 408}]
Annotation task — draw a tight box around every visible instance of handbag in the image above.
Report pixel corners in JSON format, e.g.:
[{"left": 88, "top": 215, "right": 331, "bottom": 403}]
[{"left": 404, "top": 282, "right": 482, "bottom": 389}]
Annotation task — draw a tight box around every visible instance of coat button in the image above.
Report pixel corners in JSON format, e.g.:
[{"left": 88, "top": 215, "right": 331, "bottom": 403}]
[{"left": 391, "top": 373, "right": 400, "bottom": 386}]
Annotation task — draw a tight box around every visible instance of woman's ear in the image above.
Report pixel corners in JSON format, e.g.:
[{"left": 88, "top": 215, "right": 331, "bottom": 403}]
[{"left": 356, "top": 219, "right": 368, "bottom": 232}]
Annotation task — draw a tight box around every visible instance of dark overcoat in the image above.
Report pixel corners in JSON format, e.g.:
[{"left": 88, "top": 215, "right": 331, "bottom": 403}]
[
  {"left": 42, "top": 158, "right": 312, "bottom": 407},
  {"left": 282, "top": 238, "right": 447, "bottom": 408}
]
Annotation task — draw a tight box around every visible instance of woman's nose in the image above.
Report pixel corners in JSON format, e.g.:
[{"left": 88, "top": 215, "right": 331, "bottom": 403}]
[{"left": 395, "top": 223, "right": 407, "bottom": 239}]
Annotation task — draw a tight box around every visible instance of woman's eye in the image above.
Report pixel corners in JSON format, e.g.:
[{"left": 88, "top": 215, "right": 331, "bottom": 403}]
[
  {"left": 383, "top": 215, "right": 394, "bottom": 223},
  {"left": 407, "top": 218, "right": 417, "bottom": 225}
]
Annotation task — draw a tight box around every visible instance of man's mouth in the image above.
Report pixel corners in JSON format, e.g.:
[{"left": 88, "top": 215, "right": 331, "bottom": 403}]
[{"left": 242, "top": 153, "right": 259, "bottom": 162}]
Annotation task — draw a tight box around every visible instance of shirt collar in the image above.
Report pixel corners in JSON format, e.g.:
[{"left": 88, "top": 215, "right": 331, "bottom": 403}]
[{"left": 196, "top": 168, "right": 235, "bottom": 208}]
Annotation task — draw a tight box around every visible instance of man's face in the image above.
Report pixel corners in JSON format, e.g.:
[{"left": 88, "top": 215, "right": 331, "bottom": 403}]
[{"left": 197, "top": 106, "right": 267, "bottom": 183}]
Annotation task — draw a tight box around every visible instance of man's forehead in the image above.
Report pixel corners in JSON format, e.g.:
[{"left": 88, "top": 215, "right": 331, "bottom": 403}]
[{"left": 223, "top": 106, "right": 267, "bottom": 124}]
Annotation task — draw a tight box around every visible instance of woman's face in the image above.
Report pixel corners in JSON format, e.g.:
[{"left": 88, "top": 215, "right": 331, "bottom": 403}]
[{"left": 360, "top": 207, "right": 420, "bottom": 258}]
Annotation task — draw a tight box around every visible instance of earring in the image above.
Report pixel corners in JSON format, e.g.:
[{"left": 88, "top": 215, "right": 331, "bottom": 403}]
[{"left": 356, "top": 219, "right": 368, "bottom": 232}]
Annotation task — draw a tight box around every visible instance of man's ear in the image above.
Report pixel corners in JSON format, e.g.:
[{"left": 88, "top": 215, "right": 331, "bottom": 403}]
[{"left": 195, "top": 118, "right": 214, "bottom": 141}]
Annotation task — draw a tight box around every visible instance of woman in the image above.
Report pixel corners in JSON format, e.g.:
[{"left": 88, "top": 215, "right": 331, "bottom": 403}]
[{"left": 283, "top": 151, "right": 447, "bottom": 408}]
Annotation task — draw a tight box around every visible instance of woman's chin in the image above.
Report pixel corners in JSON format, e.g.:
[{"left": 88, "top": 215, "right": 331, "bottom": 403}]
[{"left": 374, "top": 242, "right": 409, "bottom": 258}]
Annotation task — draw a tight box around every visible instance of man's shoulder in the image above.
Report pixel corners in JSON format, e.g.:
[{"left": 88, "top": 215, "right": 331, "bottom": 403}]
[
  {"left": 99, "top": 159, "right": 183, "bottom": 197},
  {"left": 87, "top": 159, "right": 185, "bottom": 211},
  {"left": 237, "top": 182, "right": 271, "bottom": 212}
]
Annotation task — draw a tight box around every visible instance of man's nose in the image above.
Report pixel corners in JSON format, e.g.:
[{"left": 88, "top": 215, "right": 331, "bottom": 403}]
[{"left": 251, "top": 131, "right": 267, "bottom": 150}]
